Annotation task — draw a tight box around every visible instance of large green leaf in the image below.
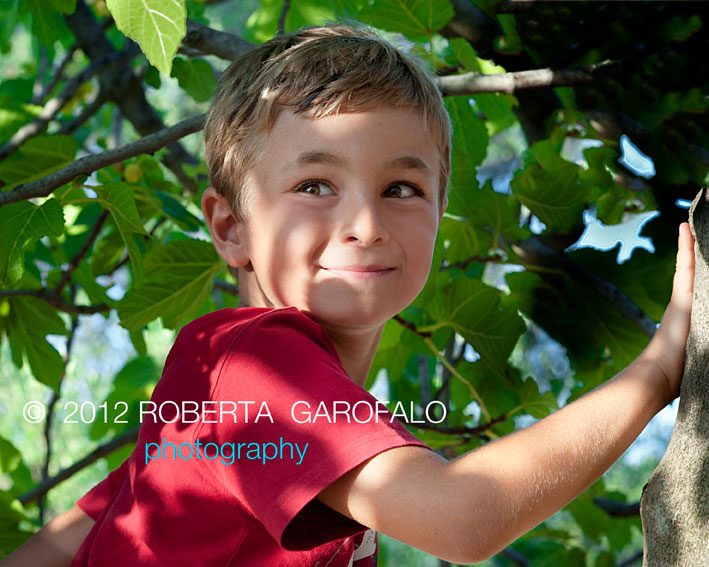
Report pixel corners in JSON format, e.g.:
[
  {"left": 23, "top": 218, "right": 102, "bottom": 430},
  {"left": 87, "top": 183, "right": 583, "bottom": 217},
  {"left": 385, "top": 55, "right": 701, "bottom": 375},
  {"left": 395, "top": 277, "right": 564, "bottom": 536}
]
[
  {"left": 170, "top": 56, "right": 216, "bottom": 102},
  {"left": 358, "top": 0, "right": 454, "bottom": 38},
  {"left": 426, "top": 276, "right": 525, "bottom": 376},
  {"left": 18, "top": 0, "right": 75, "bottom": 47},
  {"left": 106, "top": 0, "right": 187, "bottom": 75},
  {"left": 0, "top": 135, "right": 77, "bottom": 190},
  {"left": 0, "top": 104, "right": 42, "bottom": 146},
  {"left": 118, "top": 240, "right": 221, "bottom": 330},
  {"left": 511, "top": 158, "right": 583, "bottom": 232},
  {"left": 60, "top": 181, "right": 149, "bottom": 283},
  {"left": 2, "top": 296, "right": 67, "bottom": 390},
  {"left": 444, "top": 96, "right": 489, "bottom": 217},
  {"left": 0, "top": 198, "right": 64, "bottom": 285}
]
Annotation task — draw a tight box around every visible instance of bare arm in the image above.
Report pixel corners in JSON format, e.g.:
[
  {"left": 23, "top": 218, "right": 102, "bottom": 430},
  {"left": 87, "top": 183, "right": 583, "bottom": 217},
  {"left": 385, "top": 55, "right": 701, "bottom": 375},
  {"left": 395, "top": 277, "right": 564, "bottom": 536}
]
[
  {"left": 318, "top": 223, "right": 695, "bottom": 564},
  {"left": 0, "top": 505, "right": 94, "bottom": 567}
]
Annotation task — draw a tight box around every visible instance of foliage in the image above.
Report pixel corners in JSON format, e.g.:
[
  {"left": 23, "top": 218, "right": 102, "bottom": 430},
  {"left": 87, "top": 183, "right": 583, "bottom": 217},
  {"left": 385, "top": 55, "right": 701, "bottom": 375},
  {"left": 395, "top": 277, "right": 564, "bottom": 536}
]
[{"left": 0, "top": 0, "right": 707, "bottom": 565}]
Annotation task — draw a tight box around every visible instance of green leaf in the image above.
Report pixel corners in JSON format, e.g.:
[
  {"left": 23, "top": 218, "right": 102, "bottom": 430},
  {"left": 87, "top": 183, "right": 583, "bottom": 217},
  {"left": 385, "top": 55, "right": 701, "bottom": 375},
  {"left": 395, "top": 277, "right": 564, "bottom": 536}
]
[
  {"left": 472, "top": 93, "right": 518, "bottom": 136},
  {"left": 170, "top": 57, "right": 216, "bottom": 102},
  {"left": 106, "top": 0, "right": 187, "bottom": 75},
  {"left": 0, "top": 198, "right": 64, "bottom": 285},
  {"left": 0, "top": 437, "right": 22, "bottom": 474},
  {"left": 95, "top": 181, "right": 149, "bottom": 236},
  {"left": 3, "top": 296, "right": 67, "bottom": 390},
  {"left": 154, "top": 190, "right": 201, "bottom": 232},
  {"left": 91, "top": 356, "right": 158, "bottom": 440},
  {"left": 518, "top": 377, "right": 558, "bottom": 418},
  {"left": 358, "top": 0, "right": 454, "bottom": 38},
  {"left": 19, "top": 0, "right": 70, "bottom": 47},
  {"left": 439, "top": 216, "right": 491, "bottom": 263},
  {"left": 93, "top": 181, "right": 149, "bottom": 283},
  {"left": 511, "top": 142, "right": 584, "bottom": 232},
  {"left": 448, "top": 37, "right": 480, "bottom": 72},
  {"left": 0, "top": 135, "right": 77, "bottom": 190},
  {"left": 118, "top": 240, "right": 221, "bottom": 330},
  {"left": 427, "top": 276, "right": 525, "bottom": 375},
  {"left": 444, "top": 96, "right": 489, "bottom": 217},
  {"left": 0, "top": 104, "right": 42, "bottom": 146}
]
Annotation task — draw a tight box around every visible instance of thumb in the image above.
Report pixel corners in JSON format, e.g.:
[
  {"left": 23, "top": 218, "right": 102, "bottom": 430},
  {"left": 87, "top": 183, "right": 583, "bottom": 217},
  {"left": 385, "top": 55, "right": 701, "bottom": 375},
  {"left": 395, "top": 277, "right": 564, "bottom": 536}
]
[{"left": 670, "top": 222, "right": 695, "bottom": 314}]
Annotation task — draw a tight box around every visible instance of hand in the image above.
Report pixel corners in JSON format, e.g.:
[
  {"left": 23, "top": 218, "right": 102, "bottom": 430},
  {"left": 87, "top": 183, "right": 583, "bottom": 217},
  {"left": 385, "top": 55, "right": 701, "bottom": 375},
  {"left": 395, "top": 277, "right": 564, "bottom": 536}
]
[{"left": 643, "top": 222, "right": 695, "bottom": 402}]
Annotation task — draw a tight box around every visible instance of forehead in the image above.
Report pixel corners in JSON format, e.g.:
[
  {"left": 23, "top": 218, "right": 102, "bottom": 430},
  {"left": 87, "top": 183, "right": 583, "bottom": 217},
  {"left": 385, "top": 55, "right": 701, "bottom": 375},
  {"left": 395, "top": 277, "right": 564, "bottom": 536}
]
[{"left": 259, "top": 107, "right": 439, "bottom": 180}]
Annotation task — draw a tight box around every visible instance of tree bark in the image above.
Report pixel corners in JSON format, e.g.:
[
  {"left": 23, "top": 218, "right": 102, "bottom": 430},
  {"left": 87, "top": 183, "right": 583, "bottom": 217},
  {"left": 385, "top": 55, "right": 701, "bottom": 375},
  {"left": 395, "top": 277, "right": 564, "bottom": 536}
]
[{"left": 640, "top": 187, "right": 709, "bottom": 566}]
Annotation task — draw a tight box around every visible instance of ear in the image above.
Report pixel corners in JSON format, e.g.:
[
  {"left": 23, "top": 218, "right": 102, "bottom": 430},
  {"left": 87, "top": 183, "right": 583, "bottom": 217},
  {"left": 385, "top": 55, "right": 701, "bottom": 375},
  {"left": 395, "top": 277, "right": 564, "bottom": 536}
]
[{"left": 201, "top": 187, "right": 251, "bottom": 268}]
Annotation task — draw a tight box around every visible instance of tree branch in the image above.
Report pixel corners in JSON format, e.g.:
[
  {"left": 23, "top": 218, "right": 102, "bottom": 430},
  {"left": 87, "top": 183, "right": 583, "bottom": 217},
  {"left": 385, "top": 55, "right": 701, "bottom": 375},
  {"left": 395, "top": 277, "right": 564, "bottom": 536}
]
[
  {"left": 32, "top": 44, "right": 79, "bottom": 105},
  {"left": 19, "top": 425, "right": 140, "bottom": 506},
  {"left": 183, "top": 19, "right": 255, "bottom": 61},
  {"left": 0, "top": 289, "right": 109, "bottom": 315},
  {"left": 0, "top": 113, "right": 206, "bottom": 207},
  {"left": 277, "top": 0, "right": 291, "bottom": 36},
  {"left": 593, "top": 497, "right": 640, "bottom": 518},
  {"left": 66, "top": 1, "right": 199, "bottom": 193},
  {"left": 513, "top": 236, "right": 657, "bottom": 338},
  {"left": 437, "top": 60, "right": 620, "bottom": 96},
  {"left": 0, "top": 45, "right": 140, "bottom": 161},
  {"left": 51, "top": 210, "right": 110, "bottom": 301},
  {"left": 40, "top": 310, "right": 79, "bottom": 522},
  {"left": 393, "top": 314, "right": 433, "bottom": 339},
  {"left": 412, "top": 413, "right": 507, "bottom": 436},
  {"left": 56, "top": 89, "right": 109, "bottom": 136}
]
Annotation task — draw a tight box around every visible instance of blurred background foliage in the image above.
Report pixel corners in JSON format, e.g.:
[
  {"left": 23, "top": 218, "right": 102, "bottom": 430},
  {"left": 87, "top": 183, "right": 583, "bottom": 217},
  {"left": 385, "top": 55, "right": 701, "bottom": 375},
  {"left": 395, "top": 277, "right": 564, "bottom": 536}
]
[{"left": 0, "top": 0, "right": 707, "bottom": 565}]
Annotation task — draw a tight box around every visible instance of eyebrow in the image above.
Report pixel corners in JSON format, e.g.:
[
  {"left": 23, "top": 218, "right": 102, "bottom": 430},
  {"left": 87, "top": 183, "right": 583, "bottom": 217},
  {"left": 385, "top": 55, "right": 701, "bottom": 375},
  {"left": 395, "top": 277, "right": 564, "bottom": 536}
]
[{"left": 280, "top": 150, "right": 434, "bottom": 177}]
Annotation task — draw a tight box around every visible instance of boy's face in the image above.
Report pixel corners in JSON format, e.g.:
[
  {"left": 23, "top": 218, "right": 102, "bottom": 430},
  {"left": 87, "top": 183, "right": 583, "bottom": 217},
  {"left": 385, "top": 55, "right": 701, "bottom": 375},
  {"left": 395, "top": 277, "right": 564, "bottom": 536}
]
[{"left": 211, "top": 106, "right": 446, "bottom": 334}]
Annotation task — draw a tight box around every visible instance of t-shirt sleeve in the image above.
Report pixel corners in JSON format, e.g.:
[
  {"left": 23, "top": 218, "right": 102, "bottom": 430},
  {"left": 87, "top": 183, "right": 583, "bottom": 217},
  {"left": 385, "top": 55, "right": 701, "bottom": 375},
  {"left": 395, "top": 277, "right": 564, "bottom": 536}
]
[
  {"left": 75, "top": 455, "right": 131, "bottom": 521},
  {"left": 194, "top": 308, "right": 433, "bottom": 551}
]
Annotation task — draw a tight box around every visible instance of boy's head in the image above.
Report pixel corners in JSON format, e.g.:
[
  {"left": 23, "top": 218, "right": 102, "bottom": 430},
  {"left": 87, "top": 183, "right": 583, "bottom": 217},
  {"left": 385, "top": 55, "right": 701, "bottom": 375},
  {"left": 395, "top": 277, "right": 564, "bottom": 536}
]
[
  {"left": 204, "top": 24, "right": 452, "bottom": 224},
  {"left": 201, "top": 24, "right": 452, "bottom": 329}
]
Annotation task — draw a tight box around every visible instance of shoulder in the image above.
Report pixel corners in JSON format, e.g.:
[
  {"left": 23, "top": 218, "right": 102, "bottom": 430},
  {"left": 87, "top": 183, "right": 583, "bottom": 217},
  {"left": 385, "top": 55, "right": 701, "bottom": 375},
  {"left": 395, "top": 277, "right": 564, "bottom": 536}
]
[
  {"left": 176, "top": 306, "right": 337, "bottom": 355},
  {"left": 174, "top": 306, "right": 344, "bottom": 375}
]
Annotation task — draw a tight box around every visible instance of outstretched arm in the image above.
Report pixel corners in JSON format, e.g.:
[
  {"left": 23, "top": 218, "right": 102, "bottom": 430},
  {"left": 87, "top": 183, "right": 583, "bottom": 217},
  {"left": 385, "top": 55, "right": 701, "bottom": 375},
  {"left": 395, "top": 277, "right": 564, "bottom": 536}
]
[
  {"left": 0, "top": 505, "right": 94, "bottom": 567},
  {"left": 318, "top": 223, "right": 695, "bottom": 564}
]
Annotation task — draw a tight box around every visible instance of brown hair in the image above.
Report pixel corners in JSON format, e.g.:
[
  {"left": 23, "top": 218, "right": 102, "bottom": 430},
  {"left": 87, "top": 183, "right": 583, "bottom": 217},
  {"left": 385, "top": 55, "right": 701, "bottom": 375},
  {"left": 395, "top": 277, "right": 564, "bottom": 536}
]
[{"left": 205, "top": 24, "right": 451, "bottom": 213}]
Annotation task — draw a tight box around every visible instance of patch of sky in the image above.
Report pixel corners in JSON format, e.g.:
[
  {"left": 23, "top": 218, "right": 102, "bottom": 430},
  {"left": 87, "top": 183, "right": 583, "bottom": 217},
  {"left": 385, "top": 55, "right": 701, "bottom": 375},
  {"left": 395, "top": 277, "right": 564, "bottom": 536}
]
[
  {"left": 619, "top": 134, "right": 656, "bottom": 178},
  {"left": 568, "top": 208, "right": 660, "bottom": 264}
]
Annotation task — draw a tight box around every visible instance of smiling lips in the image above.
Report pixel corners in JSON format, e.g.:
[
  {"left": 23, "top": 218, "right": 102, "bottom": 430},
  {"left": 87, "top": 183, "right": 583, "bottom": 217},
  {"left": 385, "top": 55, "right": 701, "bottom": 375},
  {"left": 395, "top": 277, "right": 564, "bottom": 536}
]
[{"left": 322, "top": 265, "right": 395, "bottom": 279}]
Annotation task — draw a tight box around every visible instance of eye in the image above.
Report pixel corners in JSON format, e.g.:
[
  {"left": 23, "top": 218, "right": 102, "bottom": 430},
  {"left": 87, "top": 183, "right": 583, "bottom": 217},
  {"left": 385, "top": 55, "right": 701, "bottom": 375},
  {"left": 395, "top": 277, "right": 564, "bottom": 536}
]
[
  {"left": 384, "top": 183, "right": 422, "bottom": 198},
  {"left": 295, "top": 180, "right": 334, "bottom": 196}
]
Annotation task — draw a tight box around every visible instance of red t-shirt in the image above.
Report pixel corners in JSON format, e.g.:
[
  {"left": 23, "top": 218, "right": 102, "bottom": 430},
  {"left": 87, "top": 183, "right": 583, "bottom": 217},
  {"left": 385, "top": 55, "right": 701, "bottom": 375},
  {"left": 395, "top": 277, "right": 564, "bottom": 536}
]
[{"left": 72, "top": 307, "right": 432, "bottom": 566}]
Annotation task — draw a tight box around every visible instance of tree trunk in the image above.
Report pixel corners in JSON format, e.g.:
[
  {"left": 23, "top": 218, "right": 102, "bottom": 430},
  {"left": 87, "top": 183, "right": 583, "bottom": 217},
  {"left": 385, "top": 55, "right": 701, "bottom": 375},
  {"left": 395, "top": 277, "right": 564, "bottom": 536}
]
[{"left": 640, "top": 188, "right": 709, "bottom": 566}]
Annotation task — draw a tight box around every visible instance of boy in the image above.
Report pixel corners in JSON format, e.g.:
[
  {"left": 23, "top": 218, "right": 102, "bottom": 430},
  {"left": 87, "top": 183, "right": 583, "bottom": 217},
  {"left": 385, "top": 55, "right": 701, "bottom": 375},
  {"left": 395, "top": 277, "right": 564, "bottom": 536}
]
[{"left": 2, "top": 24, "right": 695, "bottom": 566}]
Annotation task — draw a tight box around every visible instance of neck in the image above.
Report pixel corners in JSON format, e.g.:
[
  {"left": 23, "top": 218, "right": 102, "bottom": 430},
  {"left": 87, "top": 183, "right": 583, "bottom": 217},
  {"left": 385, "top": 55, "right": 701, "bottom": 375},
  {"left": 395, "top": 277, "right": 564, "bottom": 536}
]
[
  {"left": 318, "top": 322, "right": 386, "bottom": 387},
  {"left": 236, "top": 268, "right": 384, "bottom": 387}
]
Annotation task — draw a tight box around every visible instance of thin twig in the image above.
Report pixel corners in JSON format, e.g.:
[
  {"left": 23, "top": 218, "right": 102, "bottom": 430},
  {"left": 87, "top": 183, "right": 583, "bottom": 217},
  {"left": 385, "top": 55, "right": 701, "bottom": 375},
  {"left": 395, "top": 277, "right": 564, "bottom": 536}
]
[
  {"left": 32, "top": 45, "right": 80, "bottom": 105},
  {"left": 513, "top": 236, "right": 657, "bottom": 338},
  {"left": 0, "top": 45, "right": 140, "bottom": 161},
  {"left": 39, "top": 310, "right": 80, "bottom": 523},
  {"left": 52, "top": 210, "right": 109, "bottom": 301},
  {"left": 437, "top": 60, "right": 621, "bottom": 96},
  {"left": 411, "top": 413, "right": 507, "bottom": 436},
  {"left": 277, "top": 0, "right": 291, "bottom": 35},
  {"left": 0, "top": 114, "right": 206, "bottom": 207},
  {"left": 20, "top": 425, "right": 140, "bottom": 505},
  {"left": 0, "top": 289, "right": 109, "bottom": 315},
  {"left": 56, "top": 89, "right": 109, "bottom": 136},
  {"left": 593, "top": 497, "right": 640, "bottom": 518}
]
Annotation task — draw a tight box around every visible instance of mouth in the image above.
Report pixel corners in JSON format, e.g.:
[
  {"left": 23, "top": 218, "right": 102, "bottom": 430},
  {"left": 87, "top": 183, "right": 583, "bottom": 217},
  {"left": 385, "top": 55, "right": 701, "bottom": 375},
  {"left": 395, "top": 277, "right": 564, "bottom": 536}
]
[{"left": 321, "top": 265, "right": 396, "bottom": 279}]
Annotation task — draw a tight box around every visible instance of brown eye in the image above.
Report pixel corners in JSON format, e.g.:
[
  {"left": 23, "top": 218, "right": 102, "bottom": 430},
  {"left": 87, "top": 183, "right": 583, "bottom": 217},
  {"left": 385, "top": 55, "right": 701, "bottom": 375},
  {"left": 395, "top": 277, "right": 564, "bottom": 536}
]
[
  {"left": 296, "top": 181, "right": 334, "bottom": 196},
  {"left": 384, "top": 183, "right": 420, "bottom": 198}
]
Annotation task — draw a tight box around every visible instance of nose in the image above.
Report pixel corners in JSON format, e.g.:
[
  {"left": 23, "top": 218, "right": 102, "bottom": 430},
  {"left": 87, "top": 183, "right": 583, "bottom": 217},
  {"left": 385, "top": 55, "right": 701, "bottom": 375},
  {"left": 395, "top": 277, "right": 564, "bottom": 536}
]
[{"left": 339, "top": 192, "right": 389, "bottom": 247}]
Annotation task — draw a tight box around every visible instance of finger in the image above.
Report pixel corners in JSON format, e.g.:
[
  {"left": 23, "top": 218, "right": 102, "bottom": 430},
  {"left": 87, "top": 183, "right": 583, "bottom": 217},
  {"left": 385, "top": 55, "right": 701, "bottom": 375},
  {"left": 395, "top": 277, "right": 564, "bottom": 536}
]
[{"left": 671, "top": 222, "right": 695, "bottom": 311}]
